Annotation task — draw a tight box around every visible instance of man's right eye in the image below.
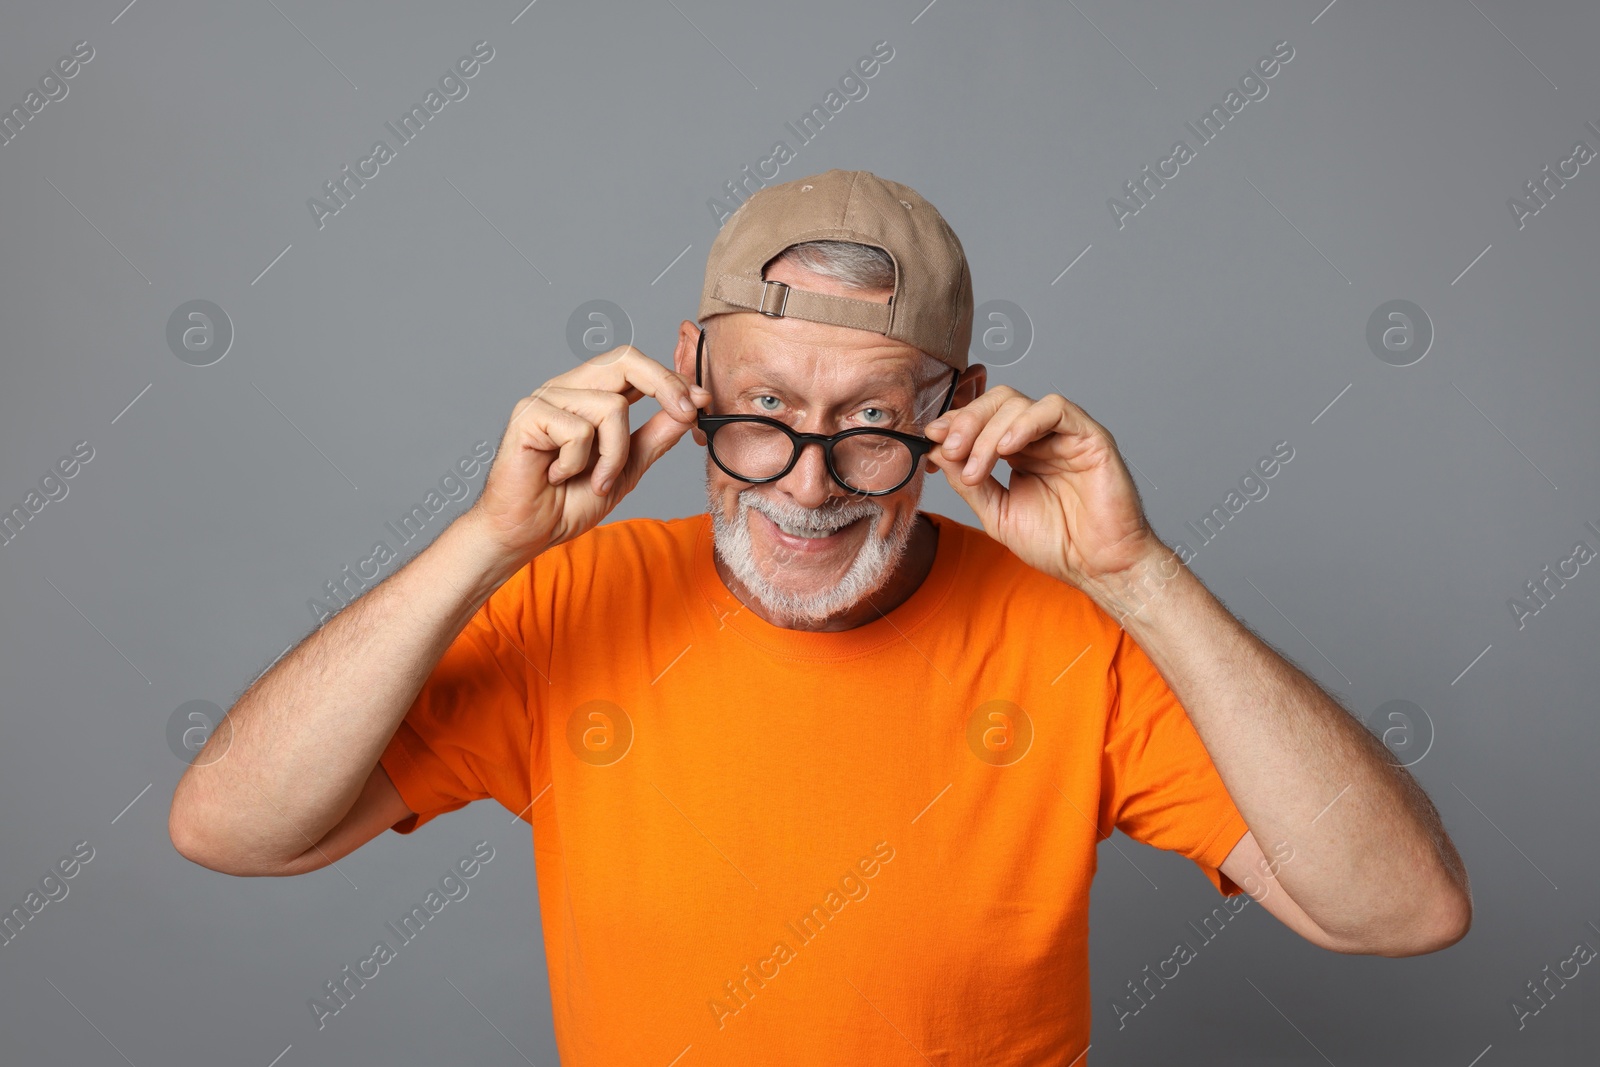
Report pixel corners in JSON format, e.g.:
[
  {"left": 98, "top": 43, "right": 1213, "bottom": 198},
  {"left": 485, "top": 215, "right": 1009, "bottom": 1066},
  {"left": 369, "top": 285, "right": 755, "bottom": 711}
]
[{"left": 754, "top": 396, "right": 782, "bottom": 413}]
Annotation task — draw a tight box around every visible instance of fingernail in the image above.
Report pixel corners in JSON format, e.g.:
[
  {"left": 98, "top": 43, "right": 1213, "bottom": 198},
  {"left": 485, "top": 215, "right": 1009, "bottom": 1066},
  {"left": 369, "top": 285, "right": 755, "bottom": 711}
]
[
  {"left": 677, "top": 396, "right": 696, "bottom": 416},
  {"left": 596, "top": 476, "right": 611, "bottom": 494},
  {"left": 945, "top": 431, "right": 963, "bottom": 449}
]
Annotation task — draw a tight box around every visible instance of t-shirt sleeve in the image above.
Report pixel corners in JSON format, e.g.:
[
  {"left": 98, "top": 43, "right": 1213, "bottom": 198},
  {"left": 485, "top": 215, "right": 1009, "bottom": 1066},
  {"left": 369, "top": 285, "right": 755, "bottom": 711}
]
[
  {"left": 378, "top": 559, "right": 547, "bottom": 834},
  {"left": 1099, "top": 629, "right": 1250, "bottom": 896}
]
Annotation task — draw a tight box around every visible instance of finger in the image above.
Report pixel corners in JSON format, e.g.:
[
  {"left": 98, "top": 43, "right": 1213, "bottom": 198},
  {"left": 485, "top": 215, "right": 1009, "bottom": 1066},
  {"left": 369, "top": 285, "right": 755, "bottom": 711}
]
[
  {"left": 528, "top": 375, "right": 640, "bottom": 415},
  {"left": 1039, "top": 393, "right": 1111, "bottom": 448},
  {"left": 545, "top": 388, "right": 632, "bottom": 493},
  {"left": 550, "top": 424, "right": 595, "bottom": 484},
  {"left": 924, "top": 385, "right": 1024, "bottom": 462},
  {"left": 993, "top": 397, "right": 1070, "bottom": 456},
  {"left": 589, "top": 396, "right": 632, "bottom": 493},
  {"left": 960, "top": 396, "right": 1036, "bottom": 483},
  {"left": 610, "top": 406, "right": 697, "bottom": 496},
  {"left": 614, "top": 379, "right": 710, "bottom": 411},
  {"left": 520, "top": 399, "right": 595, "bottom": 485},
  {"left": 569, "top": 346, "right": 706, "bottom": 421}
]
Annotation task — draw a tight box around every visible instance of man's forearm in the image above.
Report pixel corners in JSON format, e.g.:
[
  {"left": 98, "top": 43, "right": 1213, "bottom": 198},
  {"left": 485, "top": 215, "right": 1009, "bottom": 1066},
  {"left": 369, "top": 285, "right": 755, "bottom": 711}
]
[
  {"left": 1082, "top": 540, "right": 1470, "bottom": 948},
  {"left": 169, "top": 509, "right": 526, "bottom": 871}
]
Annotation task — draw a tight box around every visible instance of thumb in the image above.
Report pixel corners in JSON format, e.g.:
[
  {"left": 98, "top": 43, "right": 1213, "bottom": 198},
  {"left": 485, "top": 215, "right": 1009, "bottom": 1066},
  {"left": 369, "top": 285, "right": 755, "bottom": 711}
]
[
  {"left": 927, "top": 447, "right": 1005, "bottom": 530},
  {"left": 612, "top": 407, "right": 696, "bottom": 494}
]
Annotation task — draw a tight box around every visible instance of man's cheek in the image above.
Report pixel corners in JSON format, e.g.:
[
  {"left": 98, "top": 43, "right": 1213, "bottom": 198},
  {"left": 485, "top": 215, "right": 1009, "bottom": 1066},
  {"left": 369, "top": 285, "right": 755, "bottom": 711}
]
[
  {"left": 705, "top": 458, "right": 741, "bottom": 511},
  {"left": 711, "top": 460, "right": 743, "bottom": 498},
  {"left": 887, "top": 479, "right": 924, "bottom": 529}
]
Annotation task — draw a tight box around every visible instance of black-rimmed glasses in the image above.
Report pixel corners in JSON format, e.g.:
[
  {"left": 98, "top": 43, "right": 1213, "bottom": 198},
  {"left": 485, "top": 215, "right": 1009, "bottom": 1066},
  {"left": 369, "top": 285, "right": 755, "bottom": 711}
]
[{"left": 693, "top": 324, "right": 960, "bottom": 496}]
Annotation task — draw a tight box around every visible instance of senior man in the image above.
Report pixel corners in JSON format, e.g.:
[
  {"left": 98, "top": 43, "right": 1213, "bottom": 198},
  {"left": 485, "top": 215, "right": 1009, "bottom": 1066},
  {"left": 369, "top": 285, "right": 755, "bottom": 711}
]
[{"left": 169, "top": 169, "right": 1470, "bottom": 1065}]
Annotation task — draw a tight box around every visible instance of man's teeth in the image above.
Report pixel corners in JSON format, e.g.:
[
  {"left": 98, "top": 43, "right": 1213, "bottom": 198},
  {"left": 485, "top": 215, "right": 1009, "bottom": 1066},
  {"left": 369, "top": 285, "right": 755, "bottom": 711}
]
[{"left": 773, "top": 517, "right": 847, "bottom": 539}]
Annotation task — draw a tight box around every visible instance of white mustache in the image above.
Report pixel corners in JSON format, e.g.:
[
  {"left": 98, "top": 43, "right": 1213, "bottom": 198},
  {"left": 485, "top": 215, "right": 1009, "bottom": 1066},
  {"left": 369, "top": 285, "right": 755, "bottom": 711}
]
[{"left": 743, "top": 491, "right": 881, "bottom": 532}]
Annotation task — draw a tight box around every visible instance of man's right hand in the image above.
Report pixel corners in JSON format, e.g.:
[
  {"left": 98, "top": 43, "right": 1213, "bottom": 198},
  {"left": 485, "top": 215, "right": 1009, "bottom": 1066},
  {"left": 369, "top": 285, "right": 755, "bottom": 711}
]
[
  {"left": 466, "top": 346, "right": 710, "bottom": 567},
  {"left": 169, "top": 344, "right": 709, "bottom": 876}
]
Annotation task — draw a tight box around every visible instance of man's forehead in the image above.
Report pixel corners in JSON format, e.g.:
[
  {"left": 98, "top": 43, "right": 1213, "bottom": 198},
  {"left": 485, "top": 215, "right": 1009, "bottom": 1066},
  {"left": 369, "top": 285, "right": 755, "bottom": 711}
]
[{"left": 706, "top": 314, "right": 936, "bottom": 391}]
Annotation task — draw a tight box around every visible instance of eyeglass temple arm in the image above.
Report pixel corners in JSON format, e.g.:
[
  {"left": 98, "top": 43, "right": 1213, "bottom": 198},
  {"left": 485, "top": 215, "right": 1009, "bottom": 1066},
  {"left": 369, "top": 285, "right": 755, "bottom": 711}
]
[
  {"left": 933, "top": 366, "right": 961, "bottom": 418},
  {"left": 695, "top": 327, "right": 705, "bottom": 390}
]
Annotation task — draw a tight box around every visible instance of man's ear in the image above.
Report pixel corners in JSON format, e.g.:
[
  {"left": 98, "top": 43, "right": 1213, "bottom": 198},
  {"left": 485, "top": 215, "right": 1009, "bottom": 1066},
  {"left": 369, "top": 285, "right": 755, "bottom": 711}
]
[
  {"left": 953, "top": 363, "right": 987, "bottom": 411},
  {"left": 672, "top": 319, "right": 699, "bottom": 380},
  {"left": 922, "top": 362, "right": 986, "bottom": 472},
  {"left": 673, "top": 319, "right": 708, "bottom": 446}
]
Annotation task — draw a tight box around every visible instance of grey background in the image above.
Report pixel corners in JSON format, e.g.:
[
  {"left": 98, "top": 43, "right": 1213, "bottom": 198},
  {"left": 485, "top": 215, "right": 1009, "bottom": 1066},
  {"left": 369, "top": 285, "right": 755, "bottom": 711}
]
[{"left": 1, "top": 0, "right": 1595, "bottom": 1064}]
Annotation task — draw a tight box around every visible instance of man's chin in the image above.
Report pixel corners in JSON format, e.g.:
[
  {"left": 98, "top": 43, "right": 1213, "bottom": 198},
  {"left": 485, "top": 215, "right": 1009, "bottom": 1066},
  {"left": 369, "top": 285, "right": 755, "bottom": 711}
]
[{"left": 751, "top": 579, "right": 870, "bottom": 628}]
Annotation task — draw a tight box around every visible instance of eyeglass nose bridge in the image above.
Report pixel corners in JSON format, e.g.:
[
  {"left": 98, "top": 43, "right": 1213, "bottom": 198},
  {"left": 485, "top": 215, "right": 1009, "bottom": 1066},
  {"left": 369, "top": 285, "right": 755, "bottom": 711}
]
[
  {"left": 779, "top": 430, "right": 840, "bottom": 490},
  {"left": 706, "top": 421, "right": 928, "bottom": 497}
]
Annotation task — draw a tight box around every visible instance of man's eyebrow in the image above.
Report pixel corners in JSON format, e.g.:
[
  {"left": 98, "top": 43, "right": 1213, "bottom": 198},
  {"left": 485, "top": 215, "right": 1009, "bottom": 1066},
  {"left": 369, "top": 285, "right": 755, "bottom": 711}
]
[{"left": 731, "top": 373, "right": 922, "bottom": 406}]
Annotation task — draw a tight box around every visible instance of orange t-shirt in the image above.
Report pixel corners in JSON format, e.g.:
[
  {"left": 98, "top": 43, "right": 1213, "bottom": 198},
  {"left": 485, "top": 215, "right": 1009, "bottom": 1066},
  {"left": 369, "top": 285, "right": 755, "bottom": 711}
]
[{"left": 379, "top": 509, "right": 1249, "bottom": 1065}]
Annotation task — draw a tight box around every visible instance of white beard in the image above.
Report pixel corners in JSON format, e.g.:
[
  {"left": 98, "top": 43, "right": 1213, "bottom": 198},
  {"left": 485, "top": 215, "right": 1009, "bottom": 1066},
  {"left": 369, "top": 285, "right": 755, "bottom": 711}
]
[{"left": 707, "top": 480, "right": 921, "bottom": 627}]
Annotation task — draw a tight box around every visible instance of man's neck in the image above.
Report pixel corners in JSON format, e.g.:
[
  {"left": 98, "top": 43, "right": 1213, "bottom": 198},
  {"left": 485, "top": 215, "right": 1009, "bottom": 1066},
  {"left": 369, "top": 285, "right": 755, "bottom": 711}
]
[{"left": 713, "top": 512, "right": 939, "bottom": 632}]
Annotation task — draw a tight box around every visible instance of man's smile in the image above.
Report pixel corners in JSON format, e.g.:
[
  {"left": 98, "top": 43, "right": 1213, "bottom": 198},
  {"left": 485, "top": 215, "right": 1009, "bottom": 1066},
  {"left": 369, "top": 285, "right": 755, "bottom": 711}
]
[{"left": 754, "top": 508, "right": 867, "bottom": 554}]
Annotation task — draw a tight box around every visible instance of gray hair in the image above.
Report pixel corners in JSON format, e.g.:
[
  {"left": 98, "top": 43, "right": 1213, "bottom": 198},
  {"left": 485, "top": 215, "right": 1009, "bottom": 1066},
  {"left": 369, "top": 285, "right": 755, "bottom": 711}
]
[{"left": 763, "top": 239, "right": 897, "bottom": 292}]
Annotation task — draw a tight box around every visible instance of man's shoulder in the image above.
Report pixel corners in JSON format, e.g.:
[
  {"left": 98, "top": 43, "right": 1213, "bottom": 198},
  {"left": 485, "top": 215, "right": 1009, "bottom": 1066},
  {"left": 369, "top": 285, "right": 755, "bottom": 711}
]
[
  {"left": 578, "top": 511, "right": 705, "bottom": 552},
  {"left": 531, "top": 512, "right": 706, "bottom": 579},
  {"left": 925, "top": 510, "right": 1113, "bottom": 624},
  {"left": 925, "top": 509, "right": 1044, "bottom": 586}
]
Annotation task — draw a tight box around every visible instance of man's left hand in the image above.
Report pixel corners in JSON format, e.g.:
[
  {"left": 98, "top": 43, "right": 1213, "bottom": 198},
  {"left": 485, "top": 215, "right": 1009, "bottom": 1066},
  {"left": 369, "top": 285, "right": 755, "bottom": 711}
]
[{"left": 923, "top": 385, "right": 1161, "bottom": 589}]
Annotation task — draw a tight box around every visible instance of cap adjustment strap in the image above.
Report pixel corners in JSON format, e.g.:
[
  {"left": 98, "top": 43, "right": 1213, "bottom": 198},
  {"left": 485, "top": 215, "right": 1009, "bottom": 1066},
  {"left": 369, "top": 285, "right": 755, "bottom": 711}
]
[
  {"left": 759, "top": 279, "right": 790, "bottom": 317},
  {"left": 714, "top": 274, "right": 894, "bottom": 334}
]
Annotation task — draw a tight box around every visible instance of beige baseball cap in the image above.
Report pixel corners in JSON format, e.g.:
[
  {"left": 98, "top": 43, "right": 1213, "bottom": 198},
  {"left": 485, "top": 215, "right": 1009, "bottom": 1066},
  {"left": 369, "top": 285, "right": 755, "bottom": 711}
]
[{"left": 697, "top": 169, "right": 974, "bottom": 372}]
